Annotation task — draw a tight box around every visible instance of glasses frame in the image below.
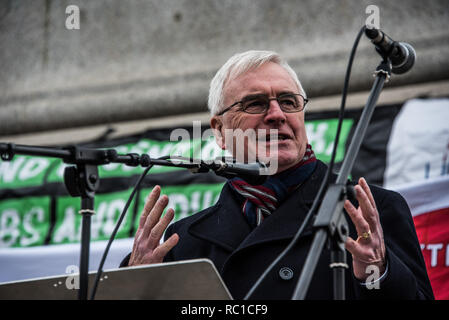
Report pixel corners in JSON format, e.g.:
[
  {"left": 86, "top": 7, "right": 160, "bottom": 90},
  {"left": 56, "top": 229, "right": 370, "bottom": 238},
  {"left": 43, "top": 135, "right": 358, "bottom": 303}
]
[{"left": 217, "top": 93, "right": 308, "bottom": 116}]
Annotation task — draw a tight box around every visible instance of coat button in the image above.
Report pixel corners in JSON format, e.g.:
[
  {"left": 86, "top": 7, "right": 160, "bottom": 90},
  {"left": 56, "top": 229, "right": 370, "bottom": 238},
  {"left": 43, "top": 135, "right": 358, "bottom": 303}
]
[{"left": 279, "top": 267, "right": 294, "bottom": 280}]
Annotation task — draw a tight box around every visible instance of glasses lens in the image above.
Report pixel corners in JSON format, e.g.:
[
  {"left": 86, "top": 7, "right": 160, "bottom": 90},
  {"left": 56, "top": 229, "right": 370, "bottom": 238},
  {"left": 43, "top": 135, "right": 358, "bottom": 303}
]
[
  {"left": 279, "top": 94, "right": 303, "bottom": 112},
  {"left": 241, "top": 96, "right": 269, "bottom": 114}
]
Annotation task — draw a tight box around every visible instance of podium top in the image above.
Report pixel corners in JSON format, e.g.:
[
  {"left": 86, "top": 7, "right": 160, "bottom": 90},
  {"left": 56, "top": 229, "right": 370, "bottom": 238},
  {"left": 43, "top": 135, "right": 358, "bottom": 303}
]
[{"left": 0, "top": 258, "right": 232, "bottom": 300}]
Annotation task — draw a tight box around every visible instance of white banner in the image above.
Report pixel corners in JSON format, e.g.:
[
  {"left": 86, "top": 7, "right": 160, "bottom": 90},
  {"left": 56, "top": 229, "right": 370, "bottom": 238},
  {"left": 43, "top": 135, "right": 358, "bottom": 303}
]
[
  {"left": 0, "top": 237, "right": 133, "bottom": 283},
  {"left": 384, "top": 98, "right": 449, "bottom": 189}
]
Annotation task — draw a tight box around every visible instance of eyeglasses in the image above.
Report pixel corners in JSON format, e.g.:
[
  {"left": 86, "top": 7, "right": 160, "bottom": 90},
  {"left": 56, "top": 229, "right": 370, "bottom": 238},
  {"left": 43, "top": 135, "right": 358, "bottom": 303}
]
[{"left": 217, "top": 93, "right": 308, "bottom": 116}]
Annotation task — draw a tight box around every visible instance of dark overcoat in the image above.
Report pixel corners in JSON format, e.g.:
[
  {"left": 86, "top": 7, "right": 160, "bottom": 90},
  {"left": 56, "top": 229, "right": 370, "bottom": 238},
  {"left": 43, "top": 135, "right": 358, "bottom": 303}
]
[{"left": 123, "top": 160, "right": 434, "bottom": 300}]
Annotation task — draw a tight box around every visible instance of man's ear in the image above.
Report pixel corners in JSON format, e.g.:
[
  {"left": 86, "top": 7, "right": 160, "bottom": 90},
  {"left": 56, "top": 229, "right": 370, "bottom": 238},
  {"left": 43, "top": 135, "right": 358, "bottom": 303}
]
[{"left": 210, "top": 116, "right": 226, "bottom": 150}]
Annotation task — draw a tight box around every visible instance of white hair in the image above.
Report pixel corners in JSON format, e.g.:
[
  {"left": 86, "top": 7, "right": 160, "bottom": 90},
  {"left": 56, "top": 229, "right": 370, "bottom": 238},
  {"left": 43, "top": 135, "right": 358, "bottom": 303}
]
[{"left": 208, "top": 50, "right": 307, "bottom": 116}]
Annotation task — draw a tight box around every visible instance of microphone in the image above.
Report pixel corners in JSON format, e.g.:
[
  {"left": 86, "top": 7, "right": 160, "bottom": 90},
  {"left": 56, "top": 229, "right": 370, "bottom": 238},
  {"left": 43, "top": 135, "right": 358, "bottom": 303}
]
[
  {"left": 365, "top": 27, "right": 416, "bottom": 74},
  {"left": 208, "top": 158, "right": 269, "bottom": 185}
]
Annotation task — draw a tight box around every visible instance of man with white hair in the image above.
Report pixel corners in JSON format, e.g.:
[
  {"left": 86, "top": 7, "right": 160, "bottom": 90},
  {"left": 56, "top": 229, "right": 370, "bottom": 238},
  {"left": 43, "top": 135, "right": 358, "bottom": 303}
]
[{"left": 122, "top": 50, "right": 433, "bottom": 299}]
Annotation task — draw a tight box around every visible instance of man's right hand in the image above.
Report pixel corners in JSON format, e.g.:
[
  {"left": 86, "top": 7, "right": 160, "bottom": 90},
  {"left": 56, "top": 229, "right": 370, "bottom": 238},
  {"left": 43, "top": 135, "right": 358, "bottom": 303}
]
[{"left": 128, "top": 185, "right": 179, "bottom": 266}]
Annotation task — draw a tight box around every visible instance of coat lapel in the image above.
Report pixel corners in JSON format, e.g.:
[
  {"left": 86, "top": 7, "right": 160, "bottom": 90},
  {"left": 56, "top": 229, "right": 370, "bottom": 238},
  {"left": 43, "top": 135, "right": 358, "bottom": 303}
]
[{"left": 234, "top": 188, "right": 314, "bottom": 251}]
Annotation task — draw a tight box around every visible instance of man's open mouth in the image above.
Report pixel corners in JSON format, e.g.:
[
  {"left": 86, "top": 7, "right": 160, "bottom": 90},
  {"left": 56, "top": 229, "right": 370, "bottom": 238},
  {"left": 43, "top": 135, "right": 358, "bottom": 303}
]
[{"left": 261, "top": 134, "right": 291, "bottom": 142}]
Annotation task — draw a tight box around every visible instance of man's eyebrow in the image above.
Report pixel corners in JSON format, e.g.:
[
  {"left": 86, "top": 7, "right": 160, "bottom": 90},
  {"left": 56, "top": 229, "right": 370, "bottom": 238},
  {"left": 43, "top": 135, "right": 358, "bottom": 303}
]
[
  {"left": 240, "top": 93, "right": 267, "bottom": 100},
  {"left": 278, "top": 90, "right": 296, "bottom": 96},
  {"left": 241, "top": 91, "right": 296, "bottom": 100}
]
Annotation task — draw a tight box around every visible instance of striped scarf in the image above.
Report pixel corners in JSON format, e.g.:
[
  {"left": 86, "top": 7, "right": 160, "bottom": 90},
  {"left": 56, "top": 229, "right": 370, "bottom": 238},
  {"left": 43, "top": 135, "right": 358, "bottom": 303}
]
[{"left": 229, "top": 144, "right": 317, "bottom": 228}]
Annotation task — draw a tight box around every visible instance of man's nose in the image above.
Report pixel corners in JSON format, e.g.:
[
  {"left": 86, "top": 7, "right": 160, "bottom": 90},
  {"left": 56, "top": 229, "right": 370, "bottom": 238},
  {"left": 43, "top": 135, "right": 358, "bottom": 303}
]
[{"left": 264, "top": 100, "right": 286, "bottom": 124}]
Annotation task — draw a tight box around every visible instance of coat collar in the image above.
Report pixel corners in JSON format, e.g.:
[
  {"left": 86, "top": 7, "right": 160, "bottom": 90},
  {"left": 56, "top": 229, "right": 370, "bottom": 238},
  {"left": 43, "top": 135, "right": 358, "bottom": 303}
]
[{"left": 188, "top": 160, "right": 329, "bottom": 252}]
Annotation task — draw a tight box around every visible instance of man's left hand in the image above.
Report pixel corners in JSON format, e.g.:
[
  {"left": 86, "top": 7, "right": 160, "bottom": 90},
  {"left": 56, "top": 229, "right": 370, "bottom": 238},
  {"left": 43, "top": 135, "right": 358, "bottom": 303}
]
[{"left": 344, "top": 177, "right": 386, "bottom": 281}]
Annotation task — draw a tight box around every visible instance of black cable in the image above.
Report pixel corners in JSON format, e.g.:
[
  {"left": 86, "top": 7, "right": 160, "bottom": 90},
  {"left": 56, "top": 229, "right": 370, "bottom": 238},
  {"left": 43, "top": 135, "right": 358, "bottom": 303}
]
[
  {"left": 327, "top": 25, "right": 367, "bottom": 184},
  {"left": 243, "top": 25, "right": 367, "bottom": 300},
  {"left": 89, "top": 156, "right": 170, "bottom": 300}
]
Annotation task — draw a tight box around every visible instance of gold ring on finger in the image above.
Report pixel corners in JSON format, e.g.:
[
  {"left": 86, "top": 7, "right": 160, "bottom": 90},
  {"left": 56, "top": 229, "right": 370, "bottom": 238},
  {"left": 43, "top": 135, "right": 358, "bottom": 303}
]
[{"left": 360, "top": 231, "right": 371, "bottom": 239}]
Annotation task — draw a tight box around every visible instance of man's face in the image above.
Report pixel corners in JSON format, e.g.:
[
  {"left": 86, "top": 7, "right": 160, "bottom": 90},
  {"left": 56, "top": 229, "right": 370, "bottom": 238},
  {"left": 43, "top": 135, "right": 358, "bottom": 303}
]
[{"left": 211, "top": 62, "right": 308, "bottom": 173}]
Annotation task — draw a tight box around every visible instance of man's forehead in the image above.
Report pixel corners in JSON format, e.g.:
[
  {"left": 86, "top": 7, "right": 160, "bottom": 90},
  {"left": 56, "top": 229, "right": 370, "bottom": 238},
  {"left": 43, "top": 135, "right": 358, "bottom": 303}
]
[{"left": 223, "top": 62, "right": 298, "bottom": 101}]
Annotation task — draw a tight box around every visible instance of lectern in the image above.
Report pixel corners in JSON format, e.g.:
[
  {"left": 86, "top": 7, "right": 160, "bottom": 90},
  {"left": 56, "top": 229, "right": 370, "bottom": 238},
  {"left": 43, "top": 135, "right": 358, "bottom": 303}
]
[{"left": 0, "top": 259, "right": 232, "bottom": 300}]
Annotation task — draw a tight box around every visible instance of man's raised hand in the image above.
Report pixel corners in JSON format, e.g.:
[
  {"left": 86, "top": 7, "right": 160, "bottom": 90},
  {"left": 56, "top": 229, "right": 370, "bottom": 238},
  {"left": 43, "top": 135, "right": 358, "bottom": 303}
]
[{"left": 128, "top": 185, "right": 179, "bottom": 266}]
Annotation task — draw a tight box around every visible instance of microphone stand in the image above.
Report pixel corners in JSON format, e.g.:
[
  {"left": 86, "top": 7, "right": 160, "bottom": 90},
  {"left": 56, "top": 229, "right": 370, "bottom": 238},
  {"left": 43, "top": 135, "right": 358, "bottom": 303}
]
[
  {"left": 0, "top": 144, "right": 200, "bottom": 300},
  {"left": 291, "top": 58, "right": 392, "bottom": 300}
]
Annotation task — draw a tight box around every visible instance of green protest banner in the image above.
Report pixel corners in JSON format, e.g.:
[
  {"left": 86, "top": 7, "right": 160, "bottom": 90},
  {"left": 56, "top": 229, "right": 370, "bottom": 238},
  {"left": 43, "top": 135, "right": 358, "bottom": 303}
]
[
  {"left": 0, "top": 155, "right": 57, "bottom": 188},
  {"left": 0, "top": 196, "right": 51, "bottom": 247},
  {"left": 306, "top": 118, "right": 353, "bottom": 163},
  {"left": 51, "top": 189, "right": 136, "bottom": 245}
]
